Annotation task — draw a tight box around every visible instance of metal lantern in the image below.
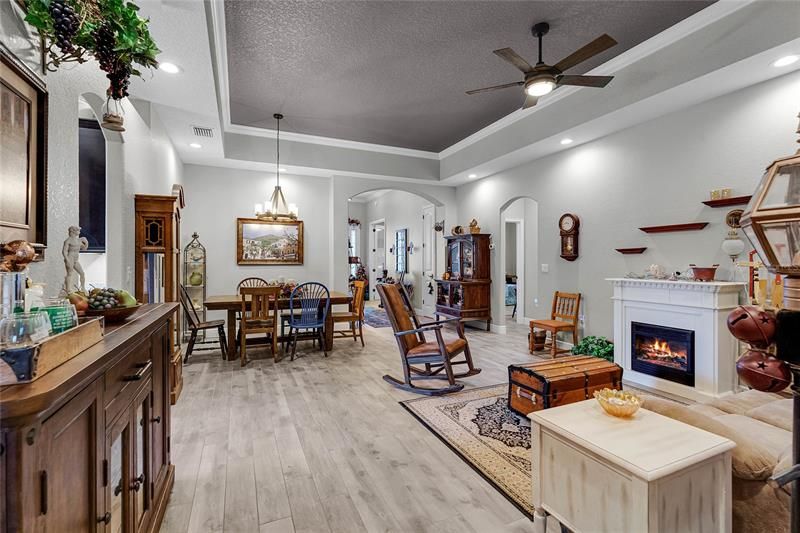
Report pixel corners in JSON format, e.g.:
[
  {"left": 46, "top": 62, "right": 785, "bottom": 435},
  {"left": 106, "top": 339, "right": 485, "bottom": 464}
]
[{"left": 740, "top": 119, "right": 800, "bottom": 308}]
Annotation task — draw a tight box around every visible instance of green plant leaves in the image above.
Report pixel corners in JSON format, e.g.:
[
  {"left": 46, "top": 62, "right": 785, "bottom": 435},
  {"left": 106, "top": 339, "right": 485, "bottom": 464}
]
[{"left": 572, "top": 335, "right": 614, "bottom": 362}]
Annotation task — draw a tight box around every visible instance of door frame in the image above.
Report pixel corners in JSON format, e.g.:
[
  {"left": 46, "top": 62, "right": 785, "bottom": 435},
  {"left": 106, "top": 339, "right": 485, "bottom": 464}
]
[
  {"left": 504, "top": 218, "right": 524, "bottom": 323},
  {"left": 420, "top": 204, "right": 436, "bottom": 316},
  {"left": 368, "top": 219, "right": 386, "bottom": 301}
]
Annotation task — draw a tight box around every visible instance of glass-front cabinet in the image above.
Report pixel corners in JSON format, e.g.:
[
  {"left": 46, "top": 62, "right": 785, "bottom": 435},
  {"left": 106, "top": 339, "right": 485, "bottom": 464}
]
[
  {"left": 435, "top": 234, "right": 492, "bottom": 330},
  {"left": 182, "top": 233, "right": 206, "bottom": 342}
]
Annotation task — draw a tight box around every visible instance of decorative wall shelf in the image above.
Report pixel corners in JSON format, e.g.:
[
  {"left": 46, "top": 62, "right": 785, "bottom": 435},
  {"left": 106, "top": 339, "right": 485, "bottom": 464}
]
[
  {"left": 616, "top": 247, "right": 648, "bottom": 254},
  {"left": 701, "top": 195, "right": 751, "bottom": 208},
  {"left": 639, "top": 222, "right": 709, "bottom": 234}
]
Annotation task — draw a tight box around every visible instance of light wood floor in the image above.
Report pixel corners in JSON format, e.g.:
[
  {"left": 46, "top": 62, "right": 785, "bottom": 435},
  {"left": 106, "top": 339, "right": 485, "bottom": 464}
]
[{"left": 162, "top": 317, "right": 552, "bottom": 533}]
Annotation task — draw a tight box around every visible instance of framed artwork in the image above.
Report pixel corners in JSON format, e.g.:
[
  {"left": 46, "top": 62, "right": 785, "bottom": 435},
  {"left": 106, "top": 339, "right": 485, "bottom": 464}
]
[
  {"left": 395, "top": 228, "right": 408, "bottom": 273},
  {"left": 1, "top": 44, "right": 48, "bottom": 255},
  {"left": 237, "top": 218, "right": 304, "bottom": 265}
]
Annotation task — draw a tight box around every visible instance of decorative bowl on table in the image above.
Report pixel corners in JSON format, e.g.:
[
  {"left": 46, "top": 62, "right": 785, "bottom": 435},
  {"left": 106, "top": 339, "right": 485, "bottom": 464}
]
[
  {"left": 85, "top": 303, "right": 141, "bottom": 323},
  {"left": 689, "top": 264, "right": 719, "bottom": 282},
  {"left": 594, "top": 388, "right": 641, "bottom": 418}
]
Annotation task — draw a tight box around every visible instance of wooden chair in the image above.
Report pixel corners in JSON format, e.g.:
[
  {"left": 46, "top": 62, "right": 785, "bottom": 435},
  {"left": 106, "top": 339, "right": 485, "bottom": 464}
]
[
  {"left": 376, "top": 283, "right": 481, "bottom": 396},
  {"left": 286, "top": 282, "right": 330, "bottom": 360},
  {"left": 332, "top": 280, "right": 366, "bottom": 347},
  {"left": 237, "top": 277, "right": 268, "bottom": 290},
  {"left": 179, "top": 284, "right": 227, "bottom": 362},
  {"left": 239, "top": 286, "right": 280, "bottom": 366},
  {"left": 530, "top": 291, "right": 581, "bottom": 358}
]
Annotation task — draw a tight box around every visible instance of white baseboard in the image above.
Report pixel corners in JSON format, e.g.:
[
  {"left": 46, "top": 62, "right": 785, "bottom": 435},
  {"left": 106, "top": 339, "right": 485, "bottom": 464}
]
[{"left": 490, "top": 323, "right": 507, "bottom": 335}]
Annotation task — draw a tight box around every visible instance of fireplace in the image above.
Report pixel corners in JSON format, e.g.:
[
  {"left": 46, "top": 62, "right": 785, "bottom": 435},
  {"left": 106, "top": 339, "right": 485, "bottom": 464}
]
[{"left": 631, "top": 322, "right": 695, "bottom": 387}]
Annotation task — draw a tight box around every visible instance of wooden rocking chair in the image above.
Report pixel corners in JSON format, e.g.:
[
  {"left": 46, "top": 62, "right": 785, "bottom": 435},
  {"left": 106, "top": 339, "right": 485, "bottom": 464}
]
[{"left": 376, "top": 283, "right": 481, "bottom": 395}]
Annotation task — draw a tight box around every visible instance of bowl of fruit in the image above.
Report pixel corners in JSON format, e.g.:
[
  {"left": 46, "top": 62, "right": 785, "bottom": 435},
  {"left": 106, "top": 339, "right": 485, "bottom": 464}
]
[{"left": 73, "top": 288, "right": 140, "bottom": 323}]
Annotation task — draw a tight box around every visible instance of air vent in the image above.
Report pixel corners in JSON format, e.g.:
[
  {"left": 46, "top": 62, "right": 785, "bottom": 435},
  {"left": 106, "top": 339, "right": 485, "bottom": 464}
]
[{"left": 192, "top": 126, "right": 214, "bottom": 138}]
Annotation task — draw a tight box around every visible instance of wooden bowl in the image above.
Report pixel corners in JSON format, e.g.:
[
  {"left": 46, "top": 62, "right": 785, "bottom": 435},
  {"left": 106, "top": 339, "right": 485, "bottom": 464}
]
[
  {"left": 85, "top": 304, "right": 141, "bottom": 323},
  {"left": 689, "top": 264, "right": 719, "bottom": 282},
  {"left": 594, "top": 388, "right": 642, "bottom": 418}
]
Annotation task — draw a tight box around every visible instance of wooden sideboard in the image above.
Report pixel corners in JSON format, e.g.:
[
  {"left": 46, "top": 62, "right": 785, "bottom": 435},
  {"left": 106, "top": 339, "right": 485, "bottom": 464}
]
[{"left": 0, "top": 303, "right": 177, "bottom": 532}]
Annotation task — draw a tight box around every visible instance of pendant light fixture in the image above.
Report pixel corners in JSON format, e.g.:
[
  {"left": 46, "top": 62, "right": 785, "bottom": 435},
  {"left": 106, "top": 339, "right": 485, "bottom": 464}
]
[{"left": 255, "top": 113, "right": 297, "bottom": 220}]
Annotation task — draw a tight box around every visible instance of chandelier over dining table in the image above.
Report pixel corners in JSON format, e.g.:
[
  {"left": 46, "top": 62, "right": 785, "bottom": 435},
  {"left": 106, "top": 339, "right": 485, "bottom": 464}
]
[{"left": 255, "top": 113, "right": 298, "bottom": 221}]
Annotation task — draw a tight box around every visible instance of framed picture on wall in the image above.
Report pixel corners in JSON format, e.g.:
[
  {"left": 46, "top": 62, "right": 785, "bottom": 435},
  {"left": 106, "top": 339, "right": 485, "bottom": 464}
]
[
  {"left": 237, "top": 218, "right": 304, "bottom": 265},
  {"left": 1, "top": 43, "right": 48, "bottom": 256}
]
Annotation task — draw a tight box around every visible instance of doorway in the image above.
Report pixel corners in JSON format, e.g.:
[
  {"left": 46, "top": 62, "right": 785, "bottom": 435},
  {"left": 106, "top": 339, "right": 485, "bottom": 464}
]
[
  {"left": 369, "top": 219, "right": 386, "bottom": 302},
  {"left": 504, "top": 219, "right": 524, "bottom": 322}
]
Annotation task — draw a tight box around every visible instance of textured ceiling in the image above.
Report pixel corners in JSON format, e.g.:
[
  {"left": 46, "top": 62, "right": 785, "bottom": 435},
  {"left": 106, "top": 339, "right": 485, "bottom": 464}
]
[{"left": 225, "top": 0, "right": 714, "bottom": 152}]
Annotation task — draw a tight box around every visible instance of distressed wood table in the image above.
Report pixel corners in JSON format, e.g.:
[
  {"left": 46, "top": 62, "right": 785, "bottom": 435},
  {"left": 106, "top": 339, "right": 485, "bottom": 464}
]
[
  {"left": 204, "top": 291, "right": 352, "bottom": 359},
  {"left": 529, "top": 399, "right": 735, "bottom": 533}
]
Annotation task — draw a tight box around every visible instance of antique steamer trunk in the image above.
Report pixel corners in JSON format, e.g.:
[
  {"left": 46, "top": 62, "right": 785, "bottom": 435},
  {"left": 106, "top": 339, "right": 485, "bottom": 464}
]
[{"left": 508, "top": 355, "right": 623, "bottom": 416}]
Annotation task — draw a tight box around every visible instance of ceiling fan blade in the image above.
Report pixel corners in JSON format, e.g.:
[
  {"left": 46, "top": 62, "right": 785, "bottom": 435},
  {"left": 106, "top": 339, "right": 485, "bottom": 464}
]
[
  {"left": 557, "top": 75, "right": 614, "bottom": 88},
  {"left": 553, "top": 34, "right": 617, "bottom": 73},
  {"left": 493, "top": 48, "right": 535, "bottom": 73},
  {"left": 466, "top": 81, "right": 524, "bottom": 95},
  {"left": 522, "top": 94, "right": 538, "bottom": 109}
]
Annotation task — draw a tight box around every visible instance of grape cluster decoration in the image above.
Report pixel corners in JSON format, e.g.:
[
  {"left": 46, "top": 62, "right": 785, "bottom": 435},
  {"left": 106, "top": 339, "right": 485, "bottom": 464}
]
[{"left": 23, "top": 0, "right": 159, "bottom": 101}]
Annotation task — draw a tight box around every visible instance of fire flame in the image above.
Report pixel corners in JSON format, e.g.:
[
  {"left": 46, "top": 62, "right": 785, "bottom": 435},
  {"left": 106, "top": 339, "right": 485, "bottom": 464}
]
[{"left": 645, "top": 339, "right": 685, "bottom": 359}]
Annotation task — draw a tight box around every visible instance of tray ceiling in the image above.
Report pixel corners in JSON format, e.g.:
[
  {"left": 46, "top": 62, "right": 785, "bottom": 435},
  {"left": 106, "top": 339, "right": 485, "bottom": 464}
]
[{"left": 225, "top": 0, "right": 714, "bottom": 152}]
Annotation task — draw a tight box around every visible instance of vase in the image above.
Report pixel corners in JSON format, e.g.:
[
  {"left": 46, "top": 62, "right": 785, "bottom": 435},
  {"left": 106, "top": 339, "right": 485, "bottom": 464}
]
[{"left": 189, "top": 271, "right": 203, "bottom": 286}]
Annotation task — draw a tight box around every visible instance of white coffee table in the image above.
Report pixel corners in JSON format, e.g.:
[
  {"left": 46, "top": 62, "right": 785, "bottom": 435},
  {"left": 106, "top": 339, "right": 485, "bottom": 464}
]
[{"left": 529, "top": 399, "right": 735, "bottom": 533}]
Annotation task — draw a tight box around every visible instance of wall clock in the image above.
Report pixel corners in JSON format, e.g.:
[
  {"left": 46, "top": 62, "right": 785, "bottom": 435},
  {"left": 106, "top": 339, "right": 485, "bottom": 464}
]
[{"left": 559, "top": 213, "right": 580, "bottom": 261}]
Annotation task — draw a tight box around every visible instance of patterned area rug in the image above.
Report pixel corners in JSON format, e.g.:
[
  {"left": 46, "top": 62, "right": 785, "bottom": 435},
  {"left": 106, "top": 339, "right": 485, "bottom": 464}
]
[
  {"left": 364, "top": 306, "right": 391, "bottom": 328},
  {"left": 401, "top": 384, "right": 533, "bottom": 517}
]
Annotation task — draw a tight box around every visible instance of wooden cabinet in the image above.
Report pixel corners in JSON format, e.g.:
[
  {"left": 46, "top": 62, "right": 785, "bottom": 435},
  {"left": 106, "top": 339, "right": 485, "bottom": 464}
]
[
  {"left": 0, "top": 304, "right": 176, "bottom": 533},
  {"left": 134, "top": 194, "right": 183, "bottom": 404},
  {"left": 435, "top": 234, "right": 492, "bottom": 330}
]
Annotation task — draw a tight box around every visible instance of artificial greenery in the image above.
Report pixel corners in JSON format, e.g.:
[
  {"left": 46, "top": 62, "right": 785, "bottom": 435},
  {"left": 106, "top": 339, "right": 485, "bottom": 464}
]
[
  {"left": 23, "top": 0, "right": 159, "bottom": 98},
  {"left": 572, "top": 335, "right": 614, "bottom": 362}
]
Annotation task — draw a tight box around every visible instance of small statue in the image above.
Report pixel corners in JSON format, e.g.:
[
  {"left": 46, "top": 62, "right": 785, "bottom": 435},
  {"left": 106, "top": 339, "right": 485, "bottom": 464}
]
[
  {"left": 62, "top": 226, "right": 88, "bottom": 294},
  {"left": 645, "top": 264, "right": 667, "bottom": 279}
]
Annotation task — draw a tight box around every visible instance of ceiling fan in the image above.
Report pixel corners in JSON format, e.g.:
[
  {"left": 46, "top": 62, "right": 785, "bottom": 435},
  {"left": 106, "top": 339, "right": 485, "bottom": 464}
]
[{"left": 467, "top": 22, "right": 618, "bottom": 109}]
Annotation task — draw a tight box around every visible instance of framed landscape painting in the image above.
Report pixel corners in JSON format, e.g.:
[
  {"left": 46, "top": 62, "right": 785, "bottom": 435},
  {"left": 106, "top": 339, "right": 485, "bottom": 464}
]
[{"left": 237, "top": 218, "right": 304, "bottom": 265}]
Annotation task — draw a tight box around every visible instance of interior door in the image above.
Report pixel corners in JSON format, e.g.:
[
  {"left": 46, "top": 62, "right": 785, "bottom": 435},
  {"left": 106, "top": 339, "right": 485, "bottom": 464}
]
[
  {"left": 369, "top": 221, "right": 385, "bottom": 300},
  {"left": 421, "top": 205, "right": 436, "bottom": 315}
]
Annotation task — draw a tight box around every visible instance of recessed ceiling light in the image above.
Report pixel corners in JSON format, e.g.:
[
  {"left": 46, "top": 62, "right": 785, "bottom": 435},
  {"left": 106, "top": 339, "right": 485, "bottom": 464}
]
[
  {"left": 189, "top": 142, "right": 202, "bottom": 149},
  {"left": 773, "top": 55, "right": 799, "bottom": 68},
  {"left": 278, "top": 168, "right": 287, "bottom": 172},
  {"left": 560, "top": 138, "right": 574, "bottom": 145},
  {"left": 468, "top": 173, "right": 478, "bottom": 179},
  {"left": 159, "top": 62, "right": 181, "bottom": 74}
]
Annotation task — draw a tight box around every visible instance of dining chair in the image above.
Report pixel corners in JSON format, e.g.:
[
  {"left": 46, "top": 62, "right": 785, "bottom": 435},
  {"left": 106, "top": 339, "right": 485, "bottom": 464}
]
[
  {"left": 332, "top": 280, "right": 366, "bottom": 347},
  {"left": 179, "top": 284, "right": 227, "bottom": 362},
  {"left": 239, "top": 286, "right": 281, "bottom": 366},
  {"left": 529, "top": 291, "right": 581, "bottom": 358},
  {"left": 235, "top": 277, "right": 268, "bottom": 345},
  {"left": 286, "top": 282, "right": 330, "bottom": 360}
]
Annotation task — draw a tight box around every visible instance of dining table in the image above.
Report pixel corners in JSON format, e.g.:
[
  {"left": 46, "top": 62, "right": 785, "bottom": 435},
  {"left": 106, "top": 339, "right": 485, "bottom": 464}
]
[{"left": 204, "top": 291, "right": 353, "bottom": 360}]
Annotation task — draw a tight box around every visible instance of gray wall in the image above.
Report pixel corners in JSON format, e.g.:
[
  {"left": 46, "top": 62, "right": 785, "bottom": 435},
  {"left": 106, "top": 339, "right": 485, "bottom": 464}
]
[{"left": 456, "top": 69, "right": 800, "bottom": 336}]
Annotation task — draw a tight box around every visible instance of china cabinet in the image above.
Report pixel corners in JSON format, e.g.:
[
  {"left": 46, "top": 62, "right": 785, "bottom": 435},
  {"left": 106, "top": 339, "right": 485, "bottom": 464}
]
[
  {"left": 0, "top": 304, "right": 176, "bottom": 533},
  {"left": 435, "top": 233, "right": 491, "bottom": 330},
  {"left": 182, "top": 232, "right": 206, "bottom": 343},
  {"left": 134, "top": 194, "right": 183, "bottom": 404}
]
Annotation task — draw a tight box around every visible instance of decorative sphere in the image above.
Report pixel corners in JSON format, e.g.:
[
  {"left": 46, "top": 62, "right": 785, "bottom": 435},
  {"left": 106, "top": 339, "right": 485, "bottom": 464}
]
[
  {"left": 726, "top": 305, "right": 777, "bottom": 348},
  {"left": 736, "top": 349, "right": 791, "bottom": 393}
]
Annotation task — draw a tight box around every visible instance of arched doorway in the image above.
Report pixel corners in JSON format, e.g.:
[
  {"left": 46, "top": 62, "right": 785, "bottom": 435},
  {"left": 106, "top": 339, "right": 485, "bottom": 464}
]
[
  {"left": 497, "top": 196, "right": 539, "bottom": 331},
  {"left": 348, "top": 188, "right": 445, "bottom": 315}
]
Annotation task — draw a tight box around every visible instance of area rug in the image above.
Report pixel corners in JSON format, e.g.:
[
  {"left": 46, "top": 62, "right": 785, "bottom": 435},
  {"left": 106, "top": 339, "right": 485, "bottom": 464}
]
[
  {"left": 364, "top": 306, "right": 391, "bottom": 328},
  {"left": 400, "top": 384, "right": 533, "bottom": 517}
]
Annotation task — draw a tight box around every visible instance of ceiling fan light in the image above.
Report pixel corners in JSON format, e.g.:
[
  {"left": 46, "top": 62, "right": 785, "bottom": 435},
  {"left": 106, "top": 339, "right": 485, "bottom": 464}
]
[{"left": 525, "top": 79, "right": 555, "bottom": 97}]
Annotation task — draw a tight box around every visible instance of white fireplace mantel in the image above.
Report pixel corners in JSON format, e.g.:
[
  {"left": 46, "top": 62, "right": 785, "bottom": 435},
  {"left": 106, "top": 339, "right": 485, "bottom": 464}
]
[{"left": 608, "top": 278, "right": 747, "bottom": 401}]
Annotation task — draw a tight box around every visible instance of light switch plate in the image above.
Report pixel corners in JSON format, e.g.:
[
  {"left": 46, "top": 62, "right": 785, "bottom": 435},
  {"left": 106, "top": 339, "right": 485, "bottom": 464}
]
[{"left": 541, "top": 264, "right": 549, "bottom": 273}]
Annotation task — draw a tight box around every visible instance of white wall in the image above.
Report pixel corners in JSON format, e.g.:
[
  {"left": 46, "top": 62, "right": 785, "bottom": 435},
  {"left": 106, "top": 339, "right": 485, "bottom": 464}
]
[
  {"left": 1, "top": 1, "right": 183, "bottom": 296},
  {"left": 501, "top": 198, "right": 538, "bottom": 323},
  {"left": 362, "top": 190, "right": 432, "bottom": 309},
  {"left": 457, "top": 69, "right": 800, "bottom": 337}
]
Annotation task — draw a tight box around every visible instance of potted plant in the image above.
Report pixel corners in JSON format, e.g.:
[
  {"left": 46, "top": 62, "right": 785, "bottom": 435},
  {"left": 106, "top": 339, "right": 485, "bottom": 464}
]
[{"left": 572, "top": 335, "right": 614, "bottom": 362}]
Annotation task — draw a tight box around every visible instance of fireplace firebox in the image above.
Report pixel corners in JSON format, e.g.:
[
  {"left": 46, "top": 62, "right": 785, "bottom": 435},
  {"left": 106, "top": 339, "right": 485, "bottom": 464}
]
[{"left": 631, "top": 322, "right": 695, "bottom": 387}]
